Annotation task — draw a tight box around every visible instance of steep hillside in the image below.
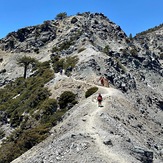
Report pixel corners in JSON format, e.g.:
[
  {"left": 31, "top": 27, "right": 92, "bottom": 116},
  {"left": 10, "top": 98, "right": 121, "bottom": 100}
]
[
  {"left": 0, "top": 12, "right": 163, "bottom": 163},
  {"left": 11, "top": 84, "right": 162, "bottom": 163},
  {"left": 0, "top": 12, "right": 128, "bottom": 86},
  {"left": 134, "top": 24, "right": 163, "bottom": 60}
]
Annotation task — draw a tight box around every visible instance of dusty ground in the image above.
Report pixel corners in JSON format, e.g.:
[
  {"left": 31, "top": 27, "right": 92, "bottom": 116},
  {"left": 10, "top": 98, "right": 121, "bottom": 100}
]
[{"left": 12, "top": 76, "right": 162, "bottom": 163}]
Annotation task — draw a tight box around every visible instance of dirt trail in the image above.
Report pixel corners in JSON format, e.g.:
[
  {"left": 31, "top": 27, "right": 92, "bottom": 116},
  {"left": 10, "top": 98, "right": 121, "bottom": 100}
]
[
  {"left": 51, "top": 75, "right": 130, "bottom": 163},
  {"left": 83, "top": 86, "right": 129, "bottom": 163},
  {"left": 12, "top": 77, "right": 135, "bottom": 163}
]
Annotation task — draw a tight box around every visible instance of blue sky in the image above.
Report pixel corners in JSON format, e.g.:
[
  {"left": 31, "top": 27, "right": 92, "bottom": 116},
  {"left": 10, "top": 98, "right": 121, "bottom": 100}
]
[{"left": 0, "top": 0, "right": 162, "bottom": 39}]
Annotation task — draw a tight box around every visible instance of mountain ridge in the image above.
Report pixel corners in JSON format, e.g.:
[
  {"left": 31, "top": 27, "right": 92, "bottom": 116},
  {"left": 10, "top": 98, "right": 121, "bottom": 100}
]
[{"left": 0, "top": 12, "right": 163, "bottom": 163}]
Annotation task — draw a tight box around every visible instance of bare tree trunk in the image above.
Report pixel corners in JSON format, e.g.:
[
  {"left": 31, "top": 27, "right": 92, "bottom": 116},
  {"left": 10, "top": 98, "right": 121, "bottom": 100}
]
[{"left": 24, "top": 65, "right": 27, "bottom": 79}]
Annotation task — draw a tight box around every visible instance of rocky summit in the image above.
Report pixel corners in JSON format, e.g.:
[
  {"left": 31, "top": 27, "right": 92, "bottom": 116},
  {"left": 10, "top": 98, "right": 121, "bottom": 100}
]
[{"left": 0, "top": 12, "right": 163, "bottom": 163}]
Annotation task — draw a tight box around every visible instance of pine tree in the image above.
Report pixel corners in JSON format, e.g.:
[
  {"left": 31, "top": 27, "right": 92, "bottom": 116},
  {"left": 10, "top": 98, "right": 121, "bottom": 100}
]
[
  {"left": 17, "top": 56, "right": 36, "bottom": 78},
  {"left": 55, "top": 12, "right": 67, "bottom": 20}
]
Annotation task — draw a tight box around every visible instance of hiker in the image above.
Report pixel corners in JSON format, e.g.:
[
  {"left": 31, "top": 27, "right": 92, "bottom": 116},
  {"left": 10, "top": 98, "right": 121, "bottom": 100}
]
[
  {"left": 59, "top": 68, "right": 63, "bottom": 75},
  {"left": 101, "top": 77, "right": 104, "bottom": 86},
  {"left": 99, "top": 76, "right": 104, "bottom": 86},
  {"left": 99, "top": 76, "right": 109, "bottom": 87},
  {"left": 97, "top": 93, "right": 103, "bottom": 107}
]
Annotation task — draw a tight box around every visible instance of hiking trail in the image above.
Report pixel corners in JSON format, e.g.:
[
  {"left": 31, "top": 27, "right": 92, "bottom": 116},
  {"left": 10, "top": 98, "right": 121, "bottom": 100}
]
[{"left": 12, "top": 76, "right": 139, "bottom": 163}]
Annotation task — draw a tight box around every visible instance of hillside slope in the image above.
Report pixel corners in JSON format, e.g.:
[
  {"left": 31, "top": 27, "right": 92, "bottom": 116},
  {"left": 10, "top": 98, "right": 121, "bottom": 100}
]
[
  {"left": 11, "top": 84, "right": 161, "bottom": 163},
  {"left": 0, "top": 12, "right": 163, "bottom": 163},
  {"left": 134, "top": 24, "right": 163, "bottom": 60}
]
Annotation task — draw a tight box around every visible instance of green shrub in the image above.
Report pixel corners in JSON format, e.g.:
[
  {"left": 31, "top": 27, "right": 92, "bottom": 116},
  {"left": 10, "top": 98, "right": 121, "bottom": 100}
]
[
  {"left": 0, "top": 60, "right": 53, "bottom": 118},
  {"left": 51, "top": 46, "right": 59, "bottom": 53},
  {"left": 63, "top": 56, "right": 79, "bottom": 70},
  {"left": 41, "top": 109, "right": 67, "bottom": 127},
  {"left": 115, "top": 58, "right": 127, "bottom": 73},
  {"left": 0, "top": 142, "right": 21, "bottom": 163},
  {"left": 51, "top": 41, "right": 73, "bottom": 53},
  {"left": 40, "top": 99, "right": 58, "bottom": 124},
  {"left": 78, "top": 47, "right": 86, "bottom": 53},
  {"left": 64, "top": 56, "right": 79, "bottom": 76},
  {"left": 0, "top": 125, "right": 49, "bottom": 163},
  {"left": 10, "top": 110, "right": 22, "bottom": 128},
  {"left": 130, "top": 48, "right": 138, "bottom": 57},
  {"left": 55, "top": 12, "right": 67, "bottom": 20},
  {"left": 53, "top": 58, "right": 64, "bottom": 73},
  {"left": 58, "top": 91, "right": 77, "bottom": 109},
  {"left": 52, "top": 56, "right": 78, "bottom": 74},
  {"left": 103, "top": 45, "right": 110, "bottom": 54},
  {"left": 40, "top": 99, "right": 58, "bottom": 114},
  {"left": 85, "top": 87, "right": 98, "bottom": 98},
  {"left": 34, "top": 61, "right": 54, "bottom": 82},
  {"left": 0, "top": 129, "right": 5, "bottom": 139},
  {"left": 59, "top": 41, "right": 73, "bottom": 51},
  {"left": 17, "top": 125, "right": 49, "bottom": 150}
]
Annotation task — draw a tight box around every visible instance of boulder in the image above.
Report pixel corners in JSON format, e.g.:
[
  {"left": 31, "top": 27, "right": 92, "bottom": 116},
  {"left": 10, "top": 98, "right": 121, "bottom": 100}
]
[{"left": 71, "top": 17, "right": 78, "bottom": 24}]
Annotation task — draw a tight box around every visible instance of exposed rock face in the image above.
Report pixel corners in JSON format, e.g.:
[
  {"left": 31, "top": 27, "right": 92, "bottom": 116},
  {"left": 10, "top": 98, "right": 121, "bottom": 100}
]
[
  {"left": 0, "top": 12, "right": 127, "bottom": 54},
  {"left": 0, "top": 12, "right": 163, "bottom": 163},
  {"left": 0, "top": 21, "right": 57, "bottom": 53},
  {"left": 134, "top": 24, "right": 163, "bottom": 60}
]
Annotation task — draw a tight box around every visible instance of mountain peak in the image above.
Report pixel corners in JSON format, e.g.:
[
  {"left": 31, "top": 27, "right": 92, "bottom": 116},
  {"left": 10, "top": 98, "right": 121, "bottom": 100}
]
[{"left": 0, "top": 12, "right": 127, "bottom": 54}]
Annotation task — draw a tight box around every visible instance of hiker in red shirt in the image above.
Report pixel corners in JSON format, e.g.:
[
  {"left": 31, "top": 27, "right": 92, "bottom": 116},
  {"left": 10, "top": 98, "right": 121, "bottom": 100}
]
[
  {"left": 99, "top": 76, "right": 104, "bottom": 86},
  {"left": 97, "top": 93, "right": 103, "bottom": 107}
]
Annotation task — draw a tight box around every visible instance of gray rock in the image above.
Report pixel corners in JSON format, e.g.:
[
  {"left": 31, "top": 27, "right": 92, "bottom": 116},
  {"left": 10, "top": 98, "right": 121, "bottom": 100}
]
[
  {"left": 103, "top": 139, "right": 113, "bottom": 146},
  {"left": 71, "top": 17, "right": 78, "bottom": 24}
]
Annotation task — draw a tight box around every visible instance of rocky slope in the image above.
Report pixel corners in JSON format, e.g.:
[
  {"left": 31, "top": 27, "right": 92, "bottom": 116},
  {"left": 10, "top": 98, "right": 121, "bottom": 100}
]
[
  {"left": 11, "top": 83, "right": 163, "bottom": 163},
  {"left": 0, "top": 12, "right": 163, "bottom": 162},
  {"left": 134, "top": 24, "right": 163, "bottom": 60}
]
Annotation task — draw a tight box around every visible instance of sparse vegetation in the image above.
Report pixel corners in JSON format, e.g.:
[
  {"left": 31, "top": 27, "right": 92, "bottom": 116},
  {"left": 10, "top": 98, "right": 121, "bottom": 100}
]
[
  {"left": 0, "top": 60, "right": 70, "bottom": 163},
  {"left": 0, "top": 129, "right": 5, "bottom": 139},
  {"left": 0, "top": 126, "right": 49, "bottom": 163},
  {"left": 63, "top": 56, "right": 79, "bottom": 70},
  {"left": 51, "top": 55, "right": 78, "bottom": 75},
  {"left": 55, "top": 12, "right": 67, "bottom": 20},
  {"left": 39, "top": 98, "right": 58, "bottom": 124},
  {"left": 78, "top": 47, "right": 86, "bottom": 53},
  {"left": 115, "top": 58, "right": 127, "bottom": 73},
  {"left": 51, "top": 40, "right": 73, "bottom": 53},
  {"left": 85, "top": 87, "right": 98, "bottom": 98},
  {"left": 135, "top": 23, "right": 163, "bottom": 37},
  {"left": 103, "top": 45, "right": 110, "bottom": 54},
  {"left": 130, "top": 48, "right": 138, "bottom": 57},
  {"left": 129, "top": 33, "right": 133, "bottom": 40},
  {"left": 51, "top": 30, "right": 82, "bottom": 54}
]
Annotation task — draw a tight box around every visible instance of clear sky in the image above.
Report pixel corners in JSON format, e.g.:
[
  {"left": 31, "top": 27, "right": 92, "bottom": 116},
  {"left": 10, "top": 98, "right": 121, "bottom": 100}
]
[{"left": 0, "top": 0, "right": 162, "bottom": 39}]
